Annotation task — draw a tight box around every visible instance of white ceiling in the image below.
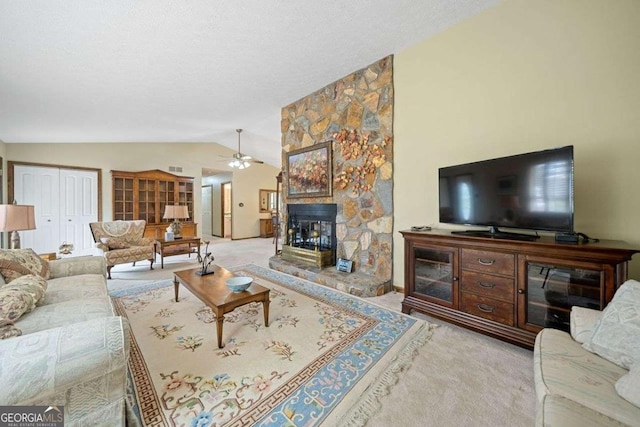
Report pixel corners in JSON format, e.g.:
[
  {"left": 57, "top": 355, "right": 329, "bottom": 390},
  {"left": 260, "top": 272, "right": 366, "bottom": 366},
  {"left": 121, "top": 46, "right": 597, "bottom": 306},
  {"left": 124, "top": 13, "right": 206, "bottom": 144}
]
[{"left": 0, "top": 0, "right": 500, "bottom": 168}]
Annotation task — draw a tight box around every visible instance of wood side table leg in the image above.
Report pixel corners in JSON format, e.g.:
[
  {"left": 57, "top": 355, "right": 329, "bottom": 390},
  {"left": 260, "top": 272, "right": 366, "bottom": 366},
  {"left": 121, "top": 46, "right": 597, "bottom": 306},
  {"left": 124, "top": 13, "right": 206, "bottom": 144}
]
[
  {"left": 263, "top": 293, "right": 270, "bottom": 327},
  {"left": 161, "top": 245, "right": 165, "bottom": 269},
  {"left": 174, "top": 278, "right": 180, "bottom": 302}
]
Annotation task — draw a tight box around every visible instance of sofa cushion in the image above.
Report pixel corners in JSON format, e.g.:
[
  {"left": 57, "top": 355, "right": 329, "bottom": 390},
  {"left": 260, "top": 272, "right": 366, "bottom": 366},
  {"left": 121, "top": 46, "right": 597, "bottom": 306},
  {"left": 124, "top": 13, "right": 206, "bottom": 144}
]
[
  {"left": 534, "top": 328, "right": 638, "bottom": 426},
  {"left": 615, "top": 362, "right": 640, "bottom": 408},
  {"left": 0, "top": 248, "right": 51, "bottom": 283},
  {"left": 42, "top": 274, "right": 108, "bottom": 305},
  {"left": 583, "top": 280, "right": 640, "bottom": 369},
  {"left": 15, "top": 297, "right": 115, "bottom": 335},
  {"left": 2, "top": 274, "right": 48, "bottom": 305}
]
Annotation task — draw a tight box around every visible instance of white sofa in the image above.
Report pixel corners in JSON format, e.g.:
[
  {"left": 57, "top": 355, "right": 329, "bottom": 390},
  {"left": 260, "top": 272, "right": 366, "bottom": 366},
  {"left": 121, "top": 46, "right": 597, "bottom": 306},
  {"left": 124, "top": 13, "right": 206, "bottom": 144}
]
[
  {"left": 0, "top": 255, "right": 130, "bottom": 426},
  {"left": 534, "top": 280, "right": 640, "bottom": 426}
]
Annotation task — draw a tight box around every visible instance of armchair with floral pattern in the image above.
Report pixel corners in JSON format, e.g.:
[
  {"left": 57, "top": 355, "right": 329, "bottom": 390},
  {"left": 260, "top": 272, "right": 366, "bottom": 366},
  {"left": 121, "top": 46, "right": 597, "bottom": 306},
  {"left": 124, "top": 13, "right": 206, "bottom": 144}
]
[{"left": 89, "top": 220, "right": 154, "bottom": 279}]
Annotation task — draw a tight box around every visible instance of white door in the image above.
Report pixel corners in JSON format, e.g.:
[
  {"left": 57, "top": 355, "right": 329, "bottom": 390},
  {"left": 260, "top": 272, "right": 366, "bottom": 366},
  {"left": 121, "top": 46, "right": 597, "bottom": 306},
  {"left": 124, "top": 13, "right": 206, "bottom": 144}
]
[
  {"left": 60, "top": 169, "right": 99, "bottom": 255},
  {"left": 202, "top": 185, "right": 213, "bottom": 236},
  {"left": 14, "top": 165, "right": 98, "bottom": 254},
  {"left": 14, "top": 165, "right": 60, "bottom": 253}
]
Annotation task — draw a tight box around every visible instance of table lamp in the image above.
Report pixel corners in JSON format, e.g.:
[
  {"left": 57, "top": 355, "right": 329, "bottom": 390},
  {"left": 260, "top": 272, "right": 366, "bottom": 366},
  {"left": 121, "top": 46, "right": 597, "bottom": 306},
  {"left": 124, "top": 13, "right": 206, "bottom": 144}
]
[
  {"left": 163, "top": 205, "right": 189, "bottom": 238},
  {"left": 0, "top": 204, "right": 36, "bottom": 249}
]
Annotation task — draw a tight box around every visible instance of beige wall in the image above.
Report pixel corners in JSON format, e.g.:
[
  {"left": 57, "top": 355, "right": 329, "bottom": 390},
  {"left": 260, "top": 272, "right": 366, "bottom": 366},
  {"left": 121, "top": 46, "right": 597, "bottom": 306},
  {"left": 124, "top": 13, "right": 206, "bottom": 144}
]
[
  {"left": 393, "top": 0, "right": 640, "bottom": 287},
  {"left": 6, "top": 143, "right": 280, "bottom": 239}
]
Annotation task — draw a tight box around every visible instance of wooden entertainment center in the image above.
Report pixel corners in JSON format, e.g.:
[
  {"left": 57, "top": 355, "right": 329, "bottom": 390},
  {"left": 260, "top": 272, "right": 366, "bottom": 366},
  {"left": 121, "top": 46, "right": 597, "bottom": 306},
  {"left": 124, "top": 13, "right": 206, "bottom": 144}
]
[{"left": 400, "top": 229, "right": 639, "bottom": 349}]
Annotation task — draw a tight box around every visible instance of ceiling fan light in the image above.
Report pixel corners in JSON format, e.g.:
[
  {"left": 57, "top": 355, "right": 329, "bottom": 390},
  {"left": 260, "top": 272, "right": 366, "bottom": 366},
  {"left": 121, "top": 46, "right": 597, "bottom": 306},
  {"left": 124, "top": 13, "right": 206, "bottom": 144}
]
[{"left": 227, "top": 129, "right": 254, "bottom": 170}]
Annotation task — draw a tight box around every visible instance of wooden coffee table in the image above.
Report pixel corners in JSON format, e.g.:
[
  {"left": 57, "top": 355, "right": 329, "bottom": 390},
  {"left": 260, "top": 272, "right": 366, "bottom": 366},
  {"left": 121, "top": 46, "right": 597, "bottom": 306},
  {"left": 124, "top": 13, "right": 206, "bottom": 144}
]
[{"left": 173, "top": 265, "right": 270, "bottom": 348}]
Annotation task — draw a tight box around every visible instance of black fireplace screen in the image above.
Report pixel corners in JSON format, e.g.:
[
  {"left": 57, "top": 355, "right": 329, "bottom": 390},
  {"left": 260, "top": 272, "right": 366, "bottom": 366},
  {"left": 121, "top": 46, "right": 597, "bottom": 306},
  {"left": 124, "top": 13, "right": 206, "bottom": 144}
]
[{"left": 287, "top": 203, "right": 337, "bottom": 257}]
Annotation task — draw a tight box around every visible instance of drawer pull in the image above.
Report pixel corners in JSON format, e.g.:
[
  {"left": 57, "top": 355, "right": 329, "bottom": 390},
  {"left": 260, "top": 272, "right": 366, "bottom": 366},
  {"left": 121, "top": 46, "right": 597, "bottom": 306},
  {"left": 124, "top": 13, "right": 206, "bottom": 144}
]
[
  {"left": 477, "top": 258, "right": 495, "bottom": 266},
  {"left": 477, "top": 303, "right": 495, "bottom": 313},
  {"left": 477, "top": 280, "right": 495, "bottom": 289}
]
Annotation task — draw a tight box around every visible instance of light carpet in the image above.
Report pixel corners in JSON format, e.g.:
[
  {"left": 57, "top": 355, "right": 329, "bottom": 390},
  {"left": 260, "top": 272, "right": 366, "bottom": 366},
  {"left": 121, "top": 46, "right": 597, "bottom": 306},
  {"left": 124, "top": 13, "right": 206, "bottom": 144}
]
[{"left": 111, "top": 264, "right": 434, "bottom": 427}]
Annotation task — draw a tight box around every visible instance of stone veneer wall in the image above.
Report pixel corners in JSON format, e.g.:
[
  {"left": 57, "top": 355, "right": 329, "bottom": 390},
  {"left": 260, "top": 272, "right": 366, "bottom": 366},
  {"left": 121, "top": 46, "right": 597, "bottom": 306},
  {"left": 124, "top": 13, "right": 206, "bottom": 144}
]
[{"left": 281, "top": 56, "right": 394, "bottom": 281}]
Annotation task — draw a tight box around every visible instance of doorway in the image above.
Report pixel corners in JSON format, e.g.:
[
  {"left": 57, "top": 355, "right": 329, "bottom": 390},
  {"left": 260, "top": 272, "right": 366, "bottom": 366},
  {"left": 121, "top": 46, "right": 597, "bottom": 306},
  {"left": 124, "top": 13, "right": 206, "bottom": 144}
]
[{"left": 222, "top": 181, "right": 232, "bottom": 239}]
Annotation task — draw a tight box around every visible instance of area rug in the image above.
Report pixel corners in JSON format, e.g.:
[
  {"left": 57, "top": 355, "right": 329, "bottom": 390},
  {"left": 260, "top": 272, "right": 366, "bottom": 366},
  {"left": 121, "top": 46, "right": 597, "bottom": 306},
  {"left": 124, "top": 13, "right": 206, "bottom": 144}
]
[{"left": 111, "top": 264, "right": 433, "bottom": 427}]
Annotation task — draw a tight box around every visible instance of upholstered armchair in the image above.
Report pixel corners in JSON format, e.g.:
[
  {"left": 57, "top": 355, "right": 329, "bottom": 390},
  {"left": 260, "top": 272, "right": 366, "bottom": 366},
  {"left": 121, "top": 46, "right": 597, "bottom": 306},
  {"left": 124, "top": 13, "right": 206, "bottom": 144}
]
[{"left": 89, "top": 220, "right": 154, "bottom": 279}]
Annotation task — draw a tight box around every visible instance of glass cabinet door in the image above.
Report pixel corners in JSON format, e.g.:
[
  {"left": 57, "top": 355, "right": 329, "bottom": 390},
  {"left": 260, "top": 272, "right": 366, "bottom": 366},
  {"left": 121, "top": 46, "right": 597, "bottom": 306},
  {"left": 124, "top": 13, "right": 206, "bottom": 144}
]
[
  {"left": 412, "top": 245, "right": 458, "bottom": 308},
  {"left": 137, "top": 179, "right": 156, "bottom": 224},
  {"left": 522, "top": 259, "right": 605, "bottom": 332},
  {"left": 113, "top": 177, "right": 134, "bottom": 220}
]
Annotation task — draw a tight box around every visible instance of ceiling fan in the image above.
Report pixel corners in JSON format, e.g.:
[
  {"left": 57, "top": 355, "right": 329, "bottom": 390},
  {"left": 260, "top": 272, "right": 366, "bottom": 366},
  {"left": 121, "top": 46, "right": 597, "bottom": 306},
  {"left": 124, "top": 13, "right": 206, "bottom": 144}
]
[{"left": 225, "top": 129, "right": 264, "bottom": 169}]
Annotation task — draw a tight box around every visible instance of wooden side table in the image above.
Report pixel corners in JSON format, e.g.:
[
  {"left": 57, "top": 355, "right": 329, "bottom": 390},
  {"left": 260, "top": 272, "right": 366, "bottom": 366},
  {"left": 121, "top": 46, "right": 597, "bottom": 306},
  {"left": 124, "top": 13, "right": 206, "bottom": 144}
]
[{"left": 154, "top": 237, "right": 201, "bottom": 268}]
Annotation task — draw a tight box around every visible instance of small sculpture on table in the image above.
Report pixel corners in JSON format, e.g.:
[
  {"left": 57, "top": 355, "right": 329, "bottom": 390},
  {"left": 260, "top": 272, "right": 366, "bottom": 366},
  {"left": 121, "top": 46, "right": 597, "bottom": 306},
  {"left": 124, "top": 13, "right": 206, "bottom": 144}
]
[
  {"left": 196, "top": 241, "right": 215, "bottom": 276},
  {"left": 58, "top": 242, "right": 74, "bottom": 256}
]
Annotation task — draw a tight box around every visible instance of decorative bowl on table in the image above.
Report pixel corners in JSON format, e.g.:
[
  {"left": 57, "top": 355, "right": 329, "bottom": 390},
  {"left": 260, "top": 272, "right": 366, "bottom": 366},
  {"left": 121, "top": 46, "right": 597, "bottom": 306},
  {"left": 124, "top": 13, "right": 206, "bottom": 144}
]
[{"left": 226, "top": 276, "right": 253, "bottom": 293}]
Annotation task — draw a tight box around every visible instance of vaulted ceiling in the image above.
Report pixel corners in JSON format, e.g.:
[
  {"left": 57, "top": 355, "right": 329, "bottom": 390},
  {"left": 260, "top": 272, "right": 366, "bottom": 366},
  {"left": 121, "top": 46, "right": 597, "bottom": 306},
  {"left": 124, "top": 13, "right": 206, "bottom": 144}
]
[{"left": 0, "top": 0, "right": 500, "bottom": 167}]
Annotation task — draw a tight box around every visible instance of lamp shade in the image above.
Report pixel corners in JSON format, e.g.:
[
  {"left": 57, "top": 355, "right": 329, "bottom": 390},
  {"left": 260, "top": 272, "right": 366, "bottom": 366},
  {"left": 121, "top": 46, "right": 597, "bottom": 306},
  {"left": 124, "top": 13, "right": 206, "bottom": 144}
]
[
  {"left": 0, "top": 205, "right": 36, "bottom": 232},
  {"left": 163, "top": 205, "right": 189, "bottom": 220}
]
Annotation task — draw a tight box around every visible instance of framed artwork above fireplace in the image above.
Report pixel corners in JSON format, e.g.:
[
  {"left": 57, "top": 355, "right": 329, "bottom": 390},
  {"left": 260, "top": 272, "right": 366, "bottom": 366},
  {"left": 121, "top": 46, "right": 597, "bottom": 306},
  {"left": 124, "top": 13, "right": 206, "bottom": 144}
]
[{"left": 286, "top": 141, "right": 333, "bottom": 198}]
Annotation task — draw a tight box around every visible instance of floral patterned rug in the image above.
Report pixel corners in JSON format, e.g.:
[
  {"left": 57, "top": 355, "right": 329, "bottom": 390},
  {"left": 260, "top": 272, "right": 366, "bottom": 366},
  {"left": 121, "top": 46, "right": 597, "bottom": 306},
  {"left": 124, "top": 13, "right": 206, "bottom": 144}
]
[{"left": 111, "top": 264, "right": 433, "bottom": 427}]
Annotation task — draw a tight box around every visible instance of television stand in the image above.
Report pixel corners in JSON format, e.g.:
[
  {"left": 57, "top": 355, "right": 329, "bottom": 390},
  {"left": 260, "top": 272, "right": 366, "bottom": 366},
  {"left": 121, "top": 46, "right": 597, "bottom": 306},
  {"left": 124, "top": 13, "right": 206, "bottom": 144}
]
[
  {"left": 451, "top": 227, "right": 539, "bottom": 242},
  {"left": 400, "top": 228, "right": 639, "bottom": 348}
]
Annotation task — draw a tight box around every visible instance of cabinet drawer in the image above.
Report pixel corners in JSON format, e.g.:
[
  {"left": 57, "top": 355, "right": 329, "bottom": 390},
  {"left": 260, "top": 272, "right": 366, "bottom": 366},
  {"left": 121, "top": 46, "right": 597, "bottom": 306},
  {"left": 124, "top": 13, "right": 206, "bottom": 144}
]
[
  {"left": 460, "top": 292, "right": 514, "bottom": 326},
  {"left": 461, "top": 249, "right": 514, "bottom": 276},
  {"left": 460, "top": 271, "right": 514, "bottom": 302}
]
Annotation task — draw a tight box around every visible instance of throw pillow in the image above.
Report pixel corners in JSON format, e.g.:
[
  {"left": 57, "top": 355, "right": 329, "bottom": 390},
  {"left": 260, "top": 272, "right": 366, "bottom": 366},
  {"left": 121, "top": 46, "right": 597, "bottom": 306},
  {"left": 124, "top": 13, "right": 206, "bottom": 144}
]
[
  {"left": 570, "top": 306, "right": 602, "bottom": 344},
  {"left": 1, "top": 274, "right": 48, "bottom": 305},
  {"left": 0, "top": 249, "right": 51, "bottom": 283},
  {"left": 0, "top": 287, "right": 36, "bottom": 322},
  {"left": 615, "top": 362, "right": 640, "bottom": 408},
  {"left": 0, "top": 320, "right": 21, "bottom": 339},
  {"left": 100, "top": 237, "right": 131, "bottom": 250},
  {"left": 582, "top": 280, "right": 640, "bottom": 369}
]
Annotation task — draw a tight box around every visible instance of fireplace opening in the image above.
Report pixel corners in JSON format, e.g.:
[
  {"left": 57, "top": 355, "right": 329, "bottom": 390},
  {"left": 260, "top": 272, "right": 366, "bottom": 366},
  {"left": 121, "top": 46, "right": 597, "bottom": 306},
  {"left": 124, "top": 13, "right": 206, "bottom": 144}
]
[{"left": 283, "top": 203, "right": 337, "bottom": 267}]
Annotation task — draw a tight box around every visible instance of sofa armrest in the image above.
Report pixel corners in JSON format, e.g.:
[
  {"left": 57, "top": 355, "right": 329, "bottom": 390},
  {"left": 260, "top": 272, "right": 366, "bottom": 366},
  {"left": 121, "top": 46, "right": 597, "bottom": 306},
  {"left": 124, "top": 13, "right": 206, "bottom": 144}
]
[
  {"left": 570, "top": 306, "right": 602, "bottom": 344},
  {"left": 0, "top": 316, "right": 129, "bottom": 420},
  {"left": 48, "top": 256, "right": 107, "bottom": 279}
]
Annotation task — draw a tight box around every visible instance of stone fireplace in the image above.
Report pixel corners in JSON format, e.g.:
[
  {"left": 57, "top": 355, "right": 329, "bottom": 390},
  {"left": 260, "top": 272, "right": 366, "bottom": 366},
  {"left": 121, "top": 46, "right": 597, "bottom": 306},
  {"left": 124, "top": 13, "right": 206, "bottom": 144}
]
[{"left": 270, "top": 56, "right": 394, "bottom": 297}]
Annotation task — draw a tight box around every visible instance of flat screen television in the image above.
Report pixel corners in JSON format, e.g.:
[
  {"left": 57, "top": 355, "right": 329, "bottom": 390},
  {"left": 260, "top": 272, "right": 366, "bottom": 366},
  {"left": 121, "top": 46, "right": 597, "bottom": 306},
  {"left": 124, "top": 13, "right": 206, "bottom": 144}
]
[{"left": 439, "top": 146, "right": 574, "bottom": 240}]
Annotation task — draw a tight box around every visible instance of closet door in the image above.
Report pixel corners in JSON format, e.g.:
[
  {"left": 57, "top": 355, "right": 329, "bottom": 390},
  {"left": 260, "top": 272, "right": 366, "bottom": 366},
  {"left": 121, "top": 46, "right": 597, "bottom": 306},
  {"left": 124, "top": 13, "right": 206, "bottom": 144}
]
[
  {"left": 60, "top": 169, "right": 98, "bottom": 255},
  {"left": 13, "top": 165, "right": 60, "bottom": 253},
  {"left": 13, "top": 165, "right": 98, "bottom": 255},
  {"left": 201, "top": 185, "right": 213, "bottom": 236}
]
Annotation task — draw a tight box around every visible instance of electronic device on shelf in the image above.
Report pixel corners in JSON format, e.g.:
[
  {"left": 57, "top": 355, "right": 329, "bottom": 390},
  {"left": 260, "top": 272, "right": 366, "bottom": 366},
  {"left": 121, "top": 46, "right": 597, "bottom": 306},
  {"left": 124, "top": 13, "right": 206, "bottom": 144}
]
[
  {"left": 438, "top": 146, "right": 574, "bottom": 241},
  {"left": 555, "top": 232, "right": 599, "bottom": 244}
]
